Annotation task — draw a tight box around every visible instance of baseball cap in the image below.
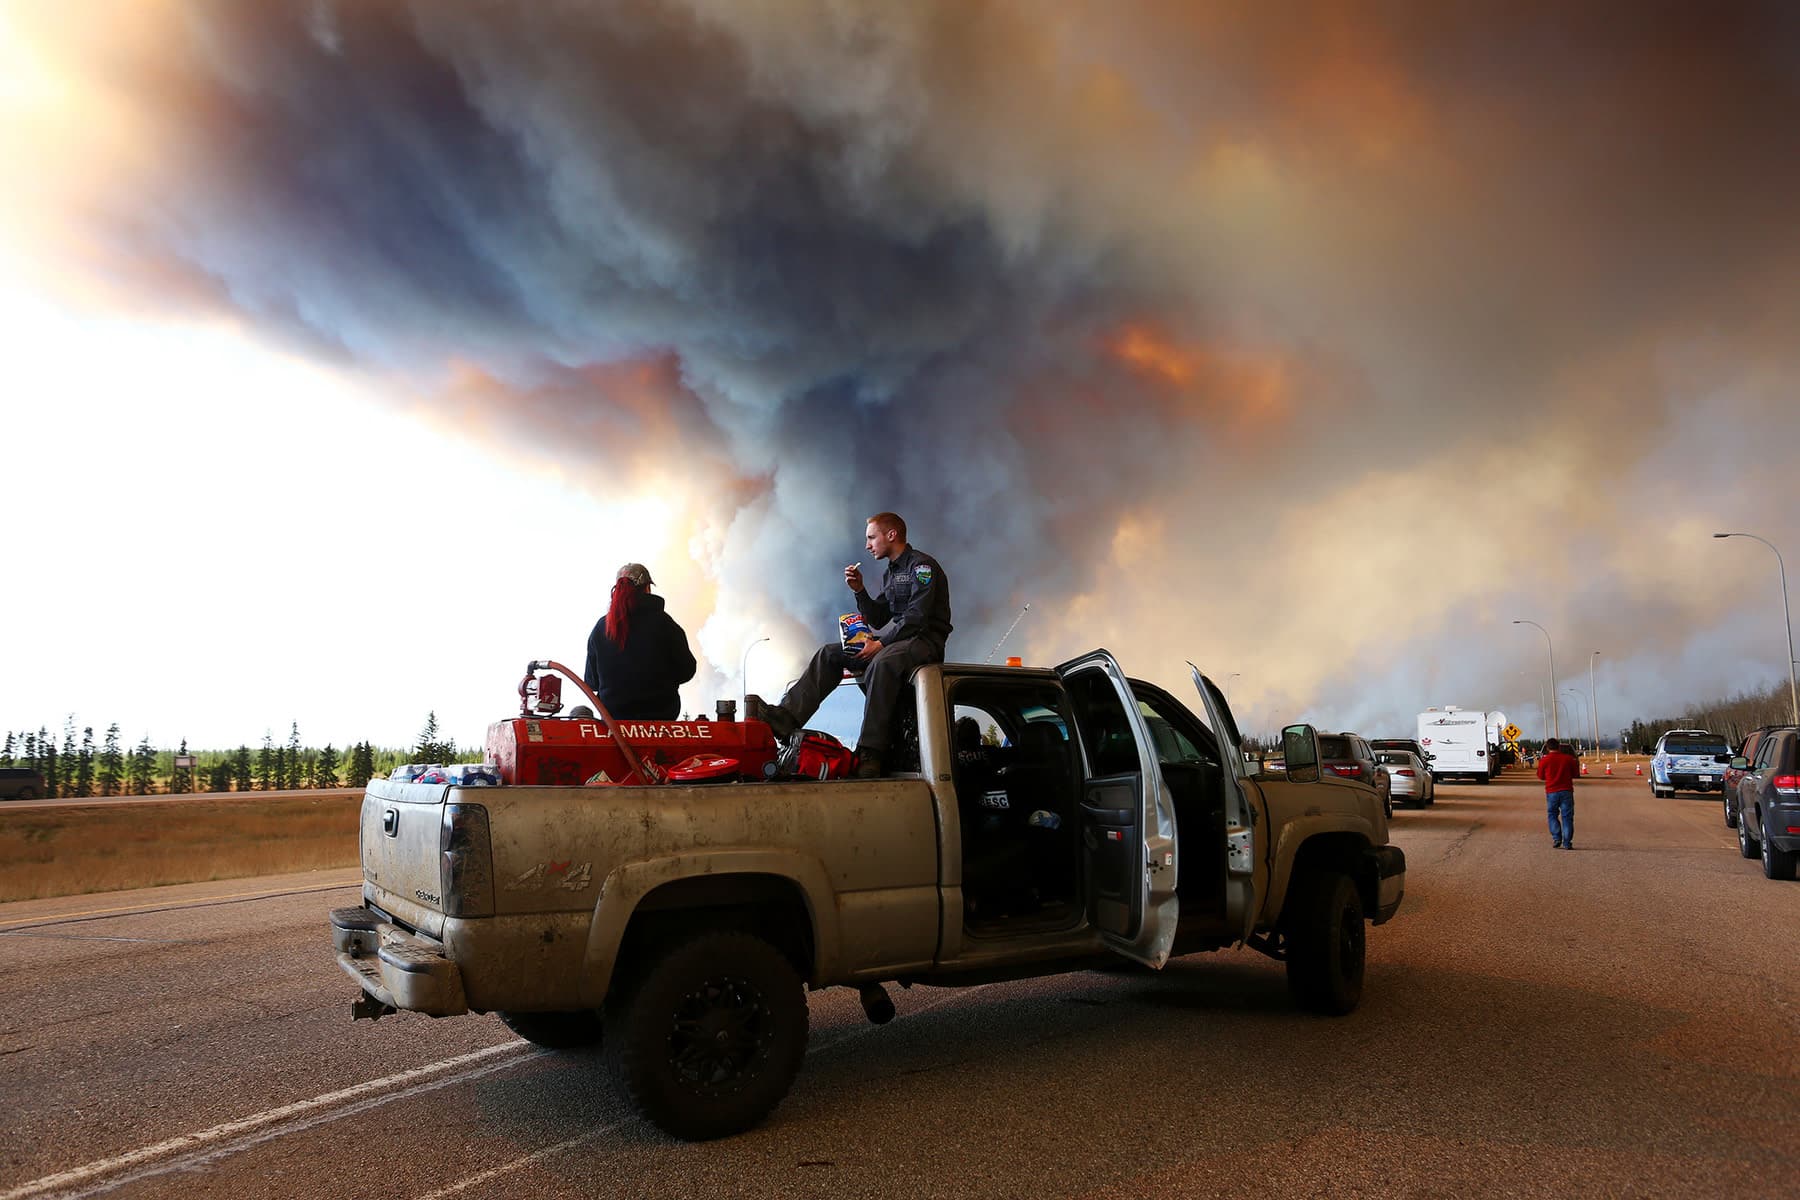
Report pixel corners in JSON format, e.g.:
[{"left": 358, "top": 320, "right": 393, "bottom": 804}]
[{"left": 617, "top": 563, "right": 654, "bottom": 587}]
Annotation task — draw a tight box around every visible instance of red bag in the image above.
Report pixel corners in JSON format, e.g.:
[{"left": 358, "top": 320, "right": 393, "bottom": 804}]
[{"left": 793, "top": 731, "right": 855, "bottom": 780}]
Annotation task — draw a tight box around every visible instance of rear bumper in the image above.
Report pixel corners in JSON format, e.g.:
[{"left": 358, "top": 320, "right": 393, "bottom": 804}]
[
  {"left": 331, "top": 906, "right": 468, "bottom": 1017},
  {"left": 1365, "top": 845, "right": 1406, "bottom": 926},
  {"left": 1667, "top": 774, "right": 1720, "bottom": 792}
]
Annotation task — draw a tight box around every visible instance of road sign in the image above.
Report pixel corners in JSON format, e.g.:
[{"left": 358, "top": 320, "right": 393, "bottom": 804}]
[{"left": 1501, "top": 724, "right": 1522, "bottom": 742}]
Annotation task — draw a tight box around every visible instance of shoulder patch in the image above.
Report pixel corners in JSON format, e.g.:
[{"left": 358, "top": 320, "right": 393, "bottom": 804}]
[{"left": 913, "top": 564, "right": 934, "bottom": 586}]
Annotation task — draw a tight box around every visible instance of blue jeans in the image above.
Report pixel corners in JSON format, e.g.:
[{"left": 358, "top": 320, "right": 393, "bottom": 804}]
[{"left": 1546, "top": 790, "right": 1574, "bottom": 846}]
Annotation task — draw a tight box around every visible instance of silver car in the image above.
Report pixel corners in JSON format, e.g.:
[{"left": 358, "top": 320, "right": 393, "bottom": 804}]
[{"left": 1375, "top": 749, "right": 1435, "bottom": 809}]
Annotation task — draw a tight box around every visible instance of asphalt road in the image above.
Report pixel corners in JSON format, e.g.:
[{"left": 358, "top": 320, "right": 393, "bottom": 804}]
[{"left": 2, "top": 771, "right": 1796, "bottom": 1199}]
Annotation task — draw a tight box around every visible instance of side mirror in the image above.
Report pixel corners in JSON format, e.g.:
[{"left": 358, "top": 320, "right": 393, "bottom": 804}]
[
  {"left": 1282, "top": 724, "right": 1321, "bottom": 784},
  {"left": 1730, "top": 756, "right": 1748, "bottom": 770}
]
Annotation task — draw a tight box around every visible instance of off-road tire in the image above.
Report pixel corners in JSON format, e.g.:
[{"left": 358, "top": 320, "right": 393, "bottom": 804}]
[
  {"left": 1283, "top": 870, "right": 1365, "bottom": 1016},
  {"left": 1738, "top": 811, "right": 1760, "bottom": 859},
  {"left": 1761, "top": 815, "right": 1798, "bottom": 881},
  {"left": 1724, "top": 794, "right": 1738, "bottom": 829},
  {"left": 16, "top": 786, "right": 39, "bottom": 801},
  {"left": 605, "top": 930, "right": 808, "bottom": 1141},
  {"left": 498, "top": 1009, "right": 605, "bottom": 1049}
]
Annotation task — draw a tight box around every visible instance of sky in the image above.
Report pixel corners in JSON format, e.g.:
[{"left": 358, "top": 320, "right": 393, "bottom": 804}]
[{"left": 3, "top": 0, "right": 1798, "bottom": 753}]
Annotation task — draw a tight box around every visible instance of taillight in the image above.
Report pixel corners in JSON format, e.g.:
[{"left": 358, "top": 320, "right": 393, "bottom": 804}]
[
  {"left": 1330, "top": 764, "right": 1361, "bottom": 777},
  {"left": 1774, "top": 774, "right": 1800, "bottom": 795},
  {"left": 1397, "top": 769, "right": 1416, "bottom": 777},
  {"left": 441, "top": 803, "right": 495, "bottom": 918}
]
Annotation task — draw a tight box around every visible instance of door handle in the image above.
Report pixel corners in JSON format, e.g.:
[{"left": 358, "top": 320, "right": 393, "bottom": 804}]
[
  {"left": 1081, "top": 805, "right": 1133, "bottom": 825},
  {"left": 383, "top": 807, "right": 399, "bottom": 838}
]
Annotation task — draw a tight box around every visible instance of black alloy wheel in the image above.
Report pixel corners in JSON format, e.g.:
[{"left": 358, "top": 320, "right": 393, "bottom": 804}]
[
  {"left": 606, "top": 930, "right": 808, "bottom": 1140},
  {"left": 1283, "top": 870, "right": 1366, "bottom": 1016},
  {"left": 1761, "top": 814, "right": 1799, "bottom": 881}
]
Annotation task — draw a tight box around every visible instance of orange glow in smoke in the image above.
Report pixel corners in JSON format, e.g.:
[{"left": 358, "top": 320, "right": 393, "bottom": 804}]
[{"left": 1105, "top": 323, "right": 1290, "bottom": 432}]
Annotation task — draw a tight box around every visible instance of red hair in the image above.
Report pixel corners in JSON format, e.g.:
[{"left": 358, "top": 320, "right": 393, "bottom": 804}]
[{"left": 606, "top": 578, "right": 642, "bottom": 648}]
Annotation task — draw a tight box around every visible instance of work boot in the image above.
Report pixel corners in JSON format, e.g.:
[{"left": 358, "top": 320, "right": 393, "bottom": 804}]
[
  {"left": 854, "top": 750, "right": 884, "bottom": 779},
  {"left": 743, "top": 694, "right": 798, "bottom": 741}
]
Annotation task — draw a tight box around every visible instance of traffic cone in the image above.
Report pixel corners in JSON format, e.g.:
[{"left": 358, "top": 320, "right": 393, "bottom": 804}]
[
  {"left": 1604, "top": 763, "right": 1613, "bottom": 776},
  {"left": 1581, "top": 762, "right": 1589, "bottom": 775},
  {"left": 1634, "top": 763, "right": 1642, "bottom": 776}
]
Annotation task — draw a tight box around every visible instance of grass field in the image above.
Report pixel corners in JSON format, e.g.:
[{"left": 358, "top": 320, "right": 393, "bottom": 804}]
[{"left": 0, "top": 793, "right": 361, "bottom": 902}]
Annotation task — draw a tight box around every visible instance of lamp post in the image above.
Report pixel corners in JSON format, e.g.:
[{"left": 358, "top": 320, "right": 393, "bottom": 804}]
[
  {"left": 1589, "top": 650, "right": 1601, "bottom": 753},
  {"left": 1563, "top": 689, "right": 1589, "bottom": 753},
  {"left": 1714, "top": 532, "right": 1800, "bottom": 726},
  {"left": 740, "top": 636, "right": 770, "bottom": 707},
  {"left": 1514, "top": 619, "right": 1558, "bottom": 740}
]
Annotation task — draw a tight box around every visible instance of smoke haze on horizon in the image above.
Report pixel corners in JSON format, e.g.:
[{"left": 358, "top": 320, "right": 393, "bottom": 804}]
[{"left": 4, "top": 0, "right": 1799, "bottom": 748}]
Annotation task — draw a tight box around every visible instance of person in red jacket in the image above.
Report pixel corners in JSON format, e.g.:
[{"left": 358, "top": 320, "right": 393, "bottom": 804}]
[{"left": 1536, "top": 737, "right": 1580, "bottom": 849}]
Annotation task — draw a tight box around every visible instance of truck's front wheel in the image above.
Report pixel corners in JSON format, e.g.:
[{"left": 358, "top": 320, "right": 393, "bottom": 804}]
[
  {"left": 498, "top": 1010, "right": 604, "bottom": 1049},
  {"left": 605, "top": 930, "right": 808, "bottom": 1140},
  {"left": 1284, "top": 871, "right": 1365, "bottom": 1016}
]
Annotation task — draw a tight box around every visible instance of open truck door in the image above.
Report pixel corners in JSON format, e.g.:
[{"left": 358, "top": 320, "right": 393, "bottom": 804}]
[
  {"left": 1188, "top": 664, "right": 1261, "bottom": 943},
  {"left": 1057, "top": 649, "right": 1180, "bottom": 969}
]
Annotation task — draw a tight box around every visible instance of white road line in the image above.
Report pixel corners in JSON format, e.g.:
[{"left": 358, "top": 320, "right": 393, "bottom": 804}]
[
  {"left": 415, "top": 1120, "right": 634, "bottom": 1200},
  {"left": 0, "top": 1043, "right": 532, "bottom": 1200}
]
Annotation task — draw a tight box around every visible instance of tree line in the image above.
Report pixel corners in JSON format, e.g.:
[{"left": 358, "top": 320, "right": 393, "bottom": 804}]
[
  {"left": 1618, "top": 678, "right": 1796, "bottom": 753},
  {"left": 1, "top": 712, "right": 466, "bottom": 799}
]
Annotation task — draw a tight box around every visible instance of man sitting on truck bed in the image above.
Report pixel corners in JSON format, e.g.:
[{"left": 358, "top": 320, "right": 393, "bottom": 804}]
[{"left": 747, "top": 511, "right": 952, "bottom": 778}]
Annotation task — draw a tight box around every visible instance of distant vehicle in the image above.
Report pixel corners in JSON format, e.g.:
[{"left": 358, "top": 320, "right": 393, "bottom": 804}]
[
  {"left": 1320, "top": 733, "right": 1391, "bottom": 818},
  {"left": 1375, "top": 749, "right": 1435, "bottom": 808},
  {"left": 1417, "top": 707, "right": 1493, "bottom": 783},
  {"left": 1723, "top": 726, "right": 1795, "bottom": 829},
  {"left": 1650, "top": 729, "right": 1731, "bottom": 798},
  {"left": 0, "top": 767, "right": 47, "bottom": 801},
  {"left": 1730, "top": 727, "right": 1800, "bottom": 880},
  {"left": 1371, "top": 739, "right": 1435, "bottom": 775}
]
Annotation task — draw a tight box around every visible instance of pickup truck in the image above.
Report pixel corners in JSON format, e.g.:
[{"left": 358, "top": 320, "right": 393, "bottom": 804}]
[{"left": 331, "top": 650, "right": 1404, "bottom": 1140}]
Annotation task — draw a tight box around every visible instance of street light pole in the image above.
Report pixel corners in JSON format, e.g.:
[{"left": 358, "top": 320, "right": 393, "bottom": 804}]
[
  {"left": 740, "top": 636, "right": 770, "bottom": 707},
  {"left": 1514, "top": 619, "right": 1559, "bottom": 740},
  {"left": 1714, "top": 532, "right": 1800, "bottom": 726},
  {"left": 1589, "top": 650, "right": 1601, "bottom": 753},
  {"left": 1563, "top": 689, "right": 1589, "bottom": 753}
]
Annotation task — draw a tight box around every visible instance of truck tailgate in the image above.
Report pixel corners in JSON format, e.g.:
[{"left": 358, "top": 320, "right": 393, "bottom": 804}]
[{"left": 360, "top": 780, "right": 451, "bottom": 938}]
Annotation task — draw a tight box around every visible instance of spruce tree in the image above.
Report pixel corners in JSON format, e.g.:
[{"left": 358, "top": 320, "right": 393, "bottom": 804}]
[
  {"left": 274, "top": 746, "right": 289, "bottom": 790},
  {"left": 75, "top": 727, "right": 95, "bottom": 798},
  {"left": 23, "top": 731, "right": 39, "bottom": 774},
  {"left": 287, "top": 722, "right": 303, "bottom": 789},
  {"left": 257, "top": 733, "right": 275, "bottom": 790},
  {"left": 232, "top": 745, "right": 252, "bottom": 792},
  {"left": 413, "top": 712, "right": 454, "bottom": 763},
  {"left": 170, "top": 738, "right": 193, "bottom": 794},
  {"left": 39, "top": 726, "right": 58, "bottom": 799},
  {"left": 1, "top": 730, "right": 13, "bottom": 768},
  {"left": 315, "top": 743, "right": 340, "bottom": 789},
  {"left": 208, "top": 759, "right": 233, "bottom": 793},
  {"left": 348, "top": 741, "right": 375, "bottom": 788},
  {"left": 128, "top": 735, "right": 156, "bottom": 795},
  {"left": 98, "top": 725, "right": 124, "bottom": 796}
]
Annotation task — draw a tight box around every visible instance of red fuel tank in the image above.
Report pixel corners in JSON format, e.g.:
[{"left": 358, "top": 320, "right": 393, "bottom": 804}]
[{"left": 486, "top": 716, "right": 781, "bottom": 786}]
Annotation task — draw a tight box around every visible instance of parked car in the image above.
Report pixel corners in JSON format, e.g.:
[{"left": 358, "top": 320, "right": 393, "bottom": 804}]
[
  {"left": 1731, "top": 728, "right": 1800, "bottom": 880},
  {"left": 1374, "top": 749, "right": 1434, "bottom": 808},
  {"left": 1723, "top": 726, "right": 1795, "bottom": 829},
  {"left": 0, "top": 767, "right": 48, "bottom": 801},
  {"left": 1371, "top": 739, "right": 1436, "bottom": 777},
  {"left": 1321, "top": 733, "right": 1391, "bottom": 817},
  {"left": 1649, "top": 729, "right": 1732, "bottom": 798}
]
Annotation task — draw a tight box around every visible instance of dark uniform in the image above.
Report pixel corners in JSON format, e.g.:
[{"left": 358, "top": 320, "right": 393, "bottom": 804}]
[{"left": 766, "top": 546, "right": 953, "bottom": 755}]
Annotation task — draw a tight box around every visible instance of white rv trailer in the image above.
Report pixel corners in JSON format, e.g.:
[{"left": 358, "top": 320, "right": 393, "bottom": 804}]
[{"left": 1418, "top": 706, "right": 1492, "bottom": 783}]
